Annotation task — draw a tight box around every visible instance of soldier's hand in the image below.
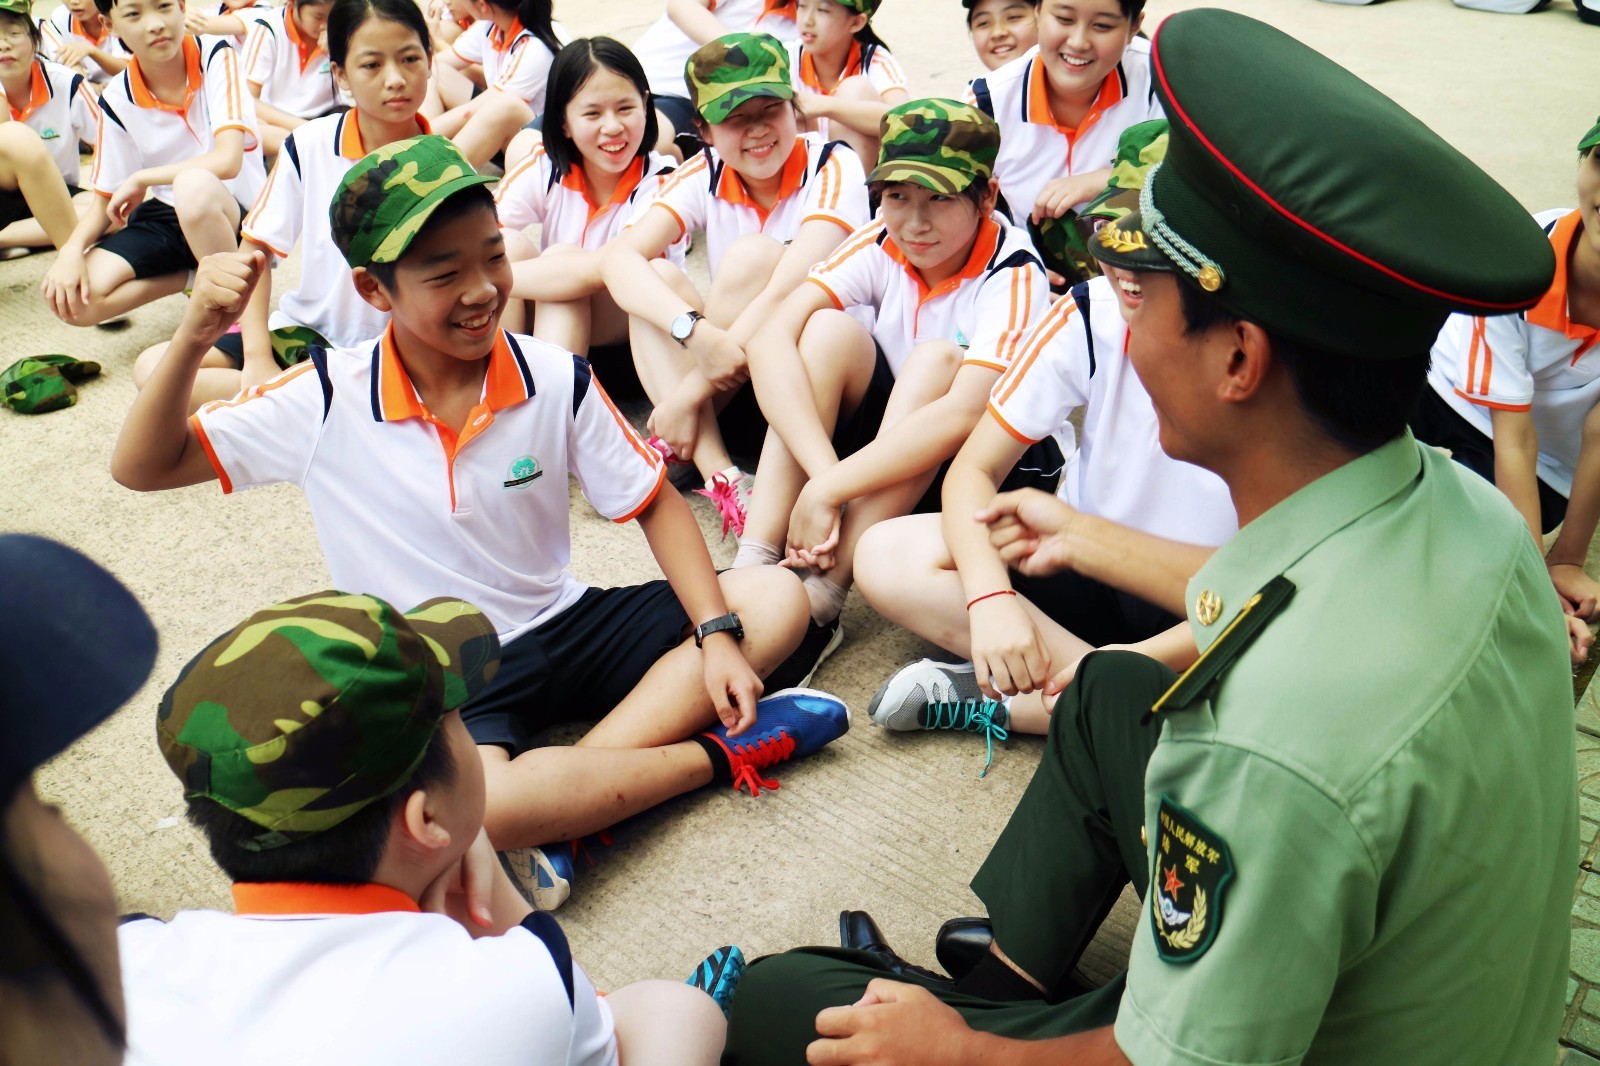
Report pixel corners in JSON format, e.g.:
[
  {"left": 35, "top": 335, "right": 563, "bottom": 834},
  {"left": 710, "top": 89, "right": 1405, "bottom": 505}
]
[
  {"left": 808, "top": 980, "right": 985, "bottom": 1066},
  {"left": 180, "top": 251, "right": 266, "bottom": 350},
  {"left": 977, "top": 488, "right": 1082, "bottom": 577}
]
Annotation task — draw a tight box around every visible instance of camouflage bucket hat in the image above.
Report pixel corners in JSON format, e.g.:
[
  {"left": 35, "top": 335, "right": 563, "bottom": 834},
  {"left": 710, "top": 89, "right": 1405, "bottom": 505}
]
[
  {"left": 159, "top": 591, "right": 500, "bottom": 851},
  {"left": 1580, "top": 116, "right": 1600, "bottom": 154},
  {"left": 1, "top": 355, "right": 102, "bottom": 414},
  {"left": 330, "top": 135, "right": 496, "bottom": 269},
  {"left": 686, "top": 32, "right": 794, "bottom": 125},
  {"left": 868, "top": 98, "right": 999, "bottom": 195}
]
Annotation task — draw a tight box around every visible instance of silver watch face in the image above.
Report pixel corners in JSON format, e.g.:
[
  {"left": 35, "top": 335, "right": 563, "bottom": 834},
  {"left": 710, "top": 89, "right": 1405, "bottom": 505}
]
[{"left": 671, "top": 312, "right": 697, "bottom": 343}]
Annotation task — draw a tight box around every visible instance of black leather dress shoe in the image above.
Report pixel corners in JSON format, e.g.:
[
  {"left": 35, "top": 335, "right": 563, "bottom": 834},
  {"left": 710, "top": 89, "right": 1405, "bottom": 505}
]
[
  {"left": 838, "top": 910, "right": 951, "bottom": 984},
  {"left": 935, "top": 917, "right": 994, "bottom": 981}
]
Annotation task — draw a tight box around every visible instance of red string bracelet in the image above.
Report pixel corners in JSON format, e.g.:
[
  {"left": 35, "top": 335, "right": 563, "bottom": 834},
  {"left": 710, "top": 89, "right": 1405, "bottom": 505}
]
[{"left": 966, "top": 589, "right": 1018, "bottom": 611}]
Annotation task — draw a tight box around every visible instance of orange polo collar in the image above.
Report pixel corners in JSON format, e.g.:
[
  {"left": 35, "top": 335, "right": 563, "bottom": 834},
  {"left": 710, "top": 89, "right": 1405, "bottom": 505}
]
[
  {"left": 758, "top": 0, "right": 795, "bottom": 20},
  {"left": 337, "top": 110, "right": 432, "bottom": 161},
  {"left": 798, "top": 40, "right": 860, "bottom": 95},
  {"left": 715, "top": 137, "right": 808, "bottom": 225},
  {"left": 373, "top": 324, "right": 533, "bottom": 424},
  {"left": 6, "top": 61, "right": 50, "bottom": 123},
  {"left": 1527, "top": 210, "right": 1600, "bottom": 359},
  {"left": 561, "top": 155, "right": 648, "bottom": 225},
  {"left": 233, "top": 882, "right": 421, "bottom": 916},
  {"left": 70, "top": 13, "right": 110, "bottom": 46},
  {"left": 488, "top": 17, "right": 525, "bottom": 54},
  {"left": 883, "top": 216, "right": 1002, "bottom": 307},
  {"left": 1026, "top": 54, "right": 1125, "bottom": 144},
  {"left": 128, "top": 35, "right": 203, "bottom": 113},
  {"left": 283, "top": 2, "right": 326, "bottom": 73}
]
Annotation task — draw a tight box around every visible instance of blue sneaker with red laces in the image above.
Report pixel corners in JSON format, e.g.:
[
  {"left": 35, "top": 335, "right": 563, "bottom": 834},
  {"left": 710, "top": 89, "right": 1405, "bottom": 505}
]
[{"left": 700, "top": 687, "right": 849, "bottom": 796}]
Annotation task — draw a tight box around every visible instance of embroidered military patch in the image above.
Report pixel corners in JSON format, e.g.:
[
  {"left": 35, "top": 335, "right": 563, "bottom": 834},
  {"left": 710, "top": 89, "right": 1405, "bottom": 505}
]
[{"left": 1150, "top": 794, "right": 1234, "bottom": 964}]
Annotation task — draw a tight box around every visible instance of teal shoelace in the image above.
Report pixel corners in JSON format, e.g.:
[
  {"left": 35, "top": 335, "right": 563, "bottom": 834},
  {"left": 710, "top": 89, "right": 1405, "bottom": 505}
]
[{"left": 924, "top": 699, "right": 1009, "bottom": 777}]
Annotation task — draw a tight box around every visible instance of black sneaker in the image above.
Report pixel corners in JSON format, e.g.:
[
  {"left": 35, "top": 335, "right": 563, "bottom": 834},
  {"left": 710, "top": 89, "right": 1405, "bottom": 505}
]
[{"left": 764, "top": 617, "right": 844, "bottom": 692}]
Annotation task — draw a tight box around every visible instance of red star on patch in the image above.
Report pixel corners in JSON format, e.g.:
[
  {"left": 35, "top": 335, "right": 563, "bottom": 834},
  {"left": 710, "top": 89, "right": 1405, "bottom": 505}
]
[{"left": 1163, "top": 864, "right": 1185, "bottom": 897}]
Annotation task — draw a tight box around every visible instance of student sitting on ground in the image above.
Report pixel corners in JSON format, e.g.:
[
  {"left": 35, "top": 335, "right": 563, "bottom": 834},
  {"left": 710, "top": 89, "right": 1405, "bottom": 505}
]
[
  {"left": 0, "top": 0, "right": 100, "bottom": 255},
  {"left": 112, "top": 136, "right": 841, "bottom": 911},
  {"left": 131, "top": 0, "right": 432, "bottom": 411},
  {"left": 856, "top": 123, "right": 1235, "bottom": 772},
  {"left": 38, "top": 0, "right": 130, "bottom": 89},
  {"left": 495, "top": 37, "right": 686, "bottom": 348},
  {"left": 737, "top": 99, "right": 1049, "bottom": 688},
  {"left": 786, "top": 0, "right": 906, "bottom": 167},
  {"left": 964, "top": 0, "right": 1036, "bottom": 72},
  {"left": 39, "top": 0, "right": 265, "bottom": 327},
  {"left": 601, "top": 32, "right": 868, "bottom": 540},
  {"left": 241, "top": 0, "right": 338, "bottom": 157},
  {"left": 119, "top": 590, "right": 729, "bottom": 1066},
  {"left": 423, "top": 0, "right": 560, "bottom": 168}
]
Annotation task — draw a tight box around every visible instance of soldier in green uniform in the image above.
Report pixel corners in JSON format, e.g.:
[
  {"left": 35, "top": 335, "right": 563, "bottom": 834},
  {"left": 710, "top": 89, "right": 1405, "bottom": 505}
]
[{"left": 722, "top": 9, "right": 1577, "bottom": 1065}]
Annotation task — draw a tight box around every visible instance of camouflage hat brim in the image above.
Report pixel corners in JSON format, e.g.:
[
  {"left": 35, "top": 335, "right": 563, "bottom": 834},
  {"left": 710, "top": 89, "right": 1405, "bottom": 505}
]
[
  {"left": 365, "top": 172, "right": 497, "bottom": 267},
  {"left": 697, "top": 81, "right": 795, "bottom": 125},
  {"left": 1581, "top": 118, "right": 1600, "bottom": 154},
  {"left": 865, "top": 160, "right": 980, "bottom": 195},
  {"left": 1081, "top": 183, "right": 1139, "bottom": 223},
  {"left": 1088, "top": 208, "right": 1176, "bottom": 273},
  {"left": 400, "top": 596, "right": 500, "bottom": 712}
]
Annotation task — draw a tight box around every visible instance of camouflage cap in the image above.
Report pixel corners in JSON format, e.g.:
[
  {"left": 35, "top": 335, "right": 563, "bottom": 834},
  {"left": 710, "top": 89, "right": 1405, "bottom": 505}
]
[
  {"left": 868, "top": 98, "right": 999, "bottom": 195},
  {"left": 686, "top": 32, "right": 794, "bottom": 125},
  {"left": 1, "top": 355, "right": 102, "bottom": 415},
  {"left": 831, "top": 0, "right": 882, "bottom": 13},
  {"left": 1083, "top": 119, "right": 1170, "bottom": 272},
  {"left": 0, "top": 0, "right": 30, "bottom": 19},
  {"left": 330, "top": 135, "right": 496, "bottom": 269},
  {"left": 1581, "top": 116, "right": 1600, "bottom": 154},
  {"left": 159, "top": 591, "right": 500, "bottom": 850}
]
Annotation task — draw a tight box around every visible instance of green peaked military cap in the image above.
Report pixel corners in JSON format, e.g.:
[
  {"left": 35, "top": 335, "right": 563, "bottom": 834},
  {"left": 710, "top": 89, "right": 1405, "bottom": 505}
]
[
  {"left": 158, "top": 591, "right": 500, "bottom": 850},
  {"left": 686, "top": 32, "right": 794, "bottom": 125},
  {"left": 869, "top": 98, "right": 1000, "bottom": 194},
  {"left": 1090, "top": 10, "right": 1555, "bottom": 360},
  {"left": 330, "top": 135, "right": 496, "bottom": 269}
]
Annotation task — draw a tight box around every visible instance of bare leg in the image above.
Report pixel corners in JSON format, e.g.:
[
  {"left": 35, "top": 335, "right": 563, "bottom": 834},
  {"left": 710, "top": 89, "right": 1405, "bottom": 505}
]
[
  {"left": 627, "top": 258, "right": 706, "bottom": 403},
  {"left": 0, "top": 123, "right": 77, "bottom": 249},
  {"left": 55, "top": 246, "right": 185, "bottom": 327},
  {"left": 133, "top": 341, "right": 248, "bottom": 411},
  {"left": 607, "top": 981, "right": 727, "bottom": 1066},
  {"left": 828, "top": 77, "right": 885, "bottom": 170},
  {"left": 172, "top": 169, "right": 242, "bottom": 260},
  {"left": 453, "top": 89, "right": 533, "bottom": 169}
]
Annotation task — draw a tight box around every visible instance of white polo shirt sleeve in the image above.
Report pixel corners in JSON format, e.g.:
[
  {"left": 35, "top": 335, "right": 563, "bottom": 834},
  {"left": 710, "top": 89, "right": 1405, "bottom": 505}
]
[
  {"left": 986, "top": 293, "right": 1091, "bottom": 443},
  {"left": 1442, "top": 313, "right": 1536, "bottom": 412},
  {"left": 494, "top": 37, "right": 554, "bottom": 106},
  {"left": 242, "top": 140, "right": 304, "bottom": 258},
  {"left": 191, "top": 362, "right": 327, "bottom": 492},
  {"left": 242, "top": 16, "right": 277, "bottom": 89},
  {"left": 865, "top": 47, "right": 907, "bottom": 97},
  {"left": 452, "top": 20, "right": 489, "bottom": 65},
  {"left": 203, "top": 38, "right": 259, "bottom": 151},
  {"left": 90, "top": 86, "right": 138, "bottom": 196},
  {"left": 963, "top": 257, "right": 1046, "bottom": 371},
  {"left": 494, "top": 140, "right": 551, "bottom": 233},
  {"left": 69, "top": 72, "right": 101, "bottom": 149},
  {"left": 644, "top": 155, "right": 712, "bottom": 242},
  {"left": 801, "top": 142, "right": 868, "bottom": 233},
  {"left": 568, "top": 360, "right": 667, "bottom": 523},
  {"left": 806, "top": 222, "right": 887, "bottom": 312}
]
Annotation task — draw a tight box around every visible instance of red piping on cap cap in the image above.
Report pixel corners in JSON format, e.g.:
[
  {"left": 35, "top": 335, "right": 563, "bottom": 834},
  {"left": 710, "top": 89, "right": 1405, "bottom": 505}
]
[{"left": 1148, "top": 19, "right": 1530, "bottom": 313}]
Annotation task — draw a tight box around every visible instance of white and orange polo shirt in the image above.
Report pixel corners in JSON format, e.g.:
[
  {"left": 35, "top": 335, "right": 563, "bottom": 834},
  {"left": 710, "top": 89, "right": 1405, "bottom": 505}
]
[
  {"left": 806, "top": 213, "right": 1045, "bottom": 377},
  {"left": 987, "top": 274, "right": 1236, "bottom": 546},
  {"left": 451, "top": 18, "right": 561, "bottom": 115},
  {"left": 192, "top": 327, "right": 667, "bottom": 643},
  {"left": 91, "top": 34, "right": 265, "bottom": 208},
  {"left": 786, "top": 38, "right": 906, "bottom": 143},
  {"left": 495, "top": 136, "right": 685, "bottom": 263},
  {"left": 965, "top": 39, "right": 1161, "bottom": 226},
  {"left": 635, "top": 0, "right": 797, "bottom": 100},
  {"left": 242, "top": 2, "right": 337, "bottom": 119},
  {"left": 1427, "top": 208, "right": 1600, "bottom": 497},
  {"left": 643, "top": 132, "right": 867, "bottom": 277},
  {"left": 39, "top": 7, "right": 128, "bottom": 85},
  {"left": 0, "top": 59, "right": 99, "bottom": 187},
  {"left": 242, "top": 111, "right": 431, "bottom": 346}
]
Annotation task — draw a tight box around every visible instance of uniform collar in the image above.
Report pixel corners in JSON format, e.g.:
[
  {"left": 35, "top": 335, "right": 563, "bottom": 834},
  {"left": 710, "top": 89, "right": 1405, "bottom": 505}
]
[
  {"left": 128, "top": 35, "right": 203, "bottom": 113},
  {"left": 758, "top": 0, "right": 795, "bottom": 21},
  {"left": 1526, "top": 210, "right": 1599, "bottom": 355},
  {"left": 798, "top": 40, "right": 861, "bottom": 94},
  {"left": 370, "top": 324, "right": 535, "bottom": 423},
  {"left": 5, "top": 61, "right": 50, "bottom": 123},
  {"left": 282, "top": 2, "right": 325, "bottom": 73},
  {"left": 714, "top": 137, "right": 808, "bottom": 225},
  {"left": 70, "top": 13, "right": 110, "bottom": 46},
  {"left": 232, "top": 882, "right": 421, "bottom": 916},
  {"left": 1025, "top": 54, "right": 1125, "bottom": 140},
  {"left": 1184, "top": 434, "right": 1422, "bottom": 653},
  {"left": 881, "top": 216, "right": 1002, "bottom": 307},
  {"left": 337, "top": 110, "right": 432, "bottom": 161},
  {"left": 488, "top": 17, "right": 525, "bottom": 54},
  {"left": 560, "top": 155, "right": 648, "bottom": 224}
]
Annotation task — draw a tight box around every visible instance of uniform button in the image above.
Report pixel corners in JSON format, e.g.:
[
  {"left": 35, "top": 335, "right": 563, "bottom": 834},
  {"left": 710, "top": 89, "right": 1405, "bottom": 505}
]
[
  {"left": 1140, "top": 825, "right": 1148, "bottom": 847},
  {"left": 1196, "top": 590, "right": 1223, "bottom": 626}
]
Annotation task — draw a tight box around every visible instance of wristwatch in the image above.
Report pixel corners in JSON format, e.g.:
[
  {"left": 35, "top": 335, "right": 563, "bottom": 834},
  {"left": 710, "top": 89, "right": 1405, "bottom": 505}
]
[
  {"left": 669, "top": 310, "right": 706, "bottom": 347},
  {"left": 694, "top": 611, "right": 744, "bottom": 648}
]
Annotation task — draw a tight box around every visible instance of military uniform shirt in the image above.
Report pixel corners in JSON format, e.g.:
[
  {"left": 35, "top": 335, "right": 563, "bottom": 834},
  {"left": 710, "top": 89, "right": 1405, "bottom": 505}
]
[
  {"left": 1426, "top": 208, "right": 1598, "bottom": 496},
  {"left": 191, "top": 328, "right": 666, "bottom": 643},
  {"left": 242, "top": 4, "right": 337, "bottom": 120},
  {"left": 806, "top": 214, "right": 1044, "bottom": 377},
  {"left": 39, "top": 7, "right": 128, "bottom": 85},
  {"left": 1115, "top": 435, "right": 1576, "bottom": 1065},
  {"left": 987, "top": 275, "right": 1236, "bottom": 546},
  {"left": 0, "top": 59, "right": 99, "bottom": 188}
]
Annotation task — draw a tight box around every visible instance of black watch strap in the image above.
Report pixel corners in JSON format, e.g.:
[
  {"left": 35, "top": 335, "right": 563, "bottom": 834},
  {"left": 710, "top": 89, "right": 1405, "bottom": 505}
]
[{"left": 694, "top": 611, "right": 744, "bottom": 648}]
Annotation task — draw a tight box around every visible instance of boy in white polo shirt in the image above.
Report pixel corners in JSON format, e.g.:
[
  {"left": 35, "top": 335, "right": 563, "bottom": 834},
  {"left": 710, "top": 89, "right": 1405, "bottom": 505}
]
[
  {"left": 39, "top": 0, "right": 265, "bottom": 327},
  {"left": 965, "top": 0, "right": 1156, "bottom": 233},
  {"left": 120, "top": 590, "right": 727, "bottom": 1066},
  {"left": 856, "top": 128, "right": 1235, "bottom": 768},
  {"left": 113, "top": 136, "right": 842, "bottom": 909}
]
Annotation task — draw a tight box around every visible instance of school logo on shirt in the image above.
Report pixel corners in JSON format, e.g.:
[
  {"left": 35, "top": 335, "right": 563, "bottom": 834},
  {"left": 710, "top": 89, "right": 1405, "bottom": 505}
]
[
  {"left": 39, "top": 127, "right": 60, "bottom": 140},
  {"left": 503, "top": 455, "right": 543, "bottom": 489},
  {"left": 1150, "top": 794, "right": 1234, "bottom": 965}
]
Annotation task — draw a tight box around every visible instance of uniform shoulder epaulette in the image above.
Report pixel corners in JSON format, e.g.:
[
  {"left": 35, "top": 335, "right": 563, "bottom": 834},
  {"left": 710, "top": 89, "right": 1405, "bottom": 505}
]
[{"left": 1144, "top": 575, "right": 1295, "bottom": 721}]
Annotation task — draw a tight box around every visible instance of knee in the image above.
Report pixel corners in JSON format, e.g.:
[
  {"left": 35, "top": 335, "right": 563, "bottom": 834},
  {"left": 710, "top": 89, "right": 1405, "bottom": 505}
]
[
  {"left": 726, "top": 565, "right": 808, "bottom": 630},
  {"left": 483, "top": 91, "right": 534, "bottom": 131},
  {"left": 502, "top": 228, "right": 539, "bottom": 262},
  {"left": 0, "top": 121, "right": 50, "bottom": 165},
  {"left": 717, "top": 232, "right": 784, "bottom": 280},
  {"left": 171, "top": 169, "right": 229, "bottom": 214},
  {"left": 906, "top": 338, "right": 963, "bottom": 375},
  {"left": 798, "top": 309, "right": 874, "bottom": 364},
  {"left": 504, "top": 126, "right": 540, "bottom": 171},
  {"left": 132, "top": 343, "right": 168, "bottom": 388},
  {"left": 835, "top": 76, "right": 880, "bottom": 103},
  {"left": 852, "top": 516, "right": 919, "bottom": 603},
  {"left": 649, "top": 257, "right": 701, "bottom": 304}
]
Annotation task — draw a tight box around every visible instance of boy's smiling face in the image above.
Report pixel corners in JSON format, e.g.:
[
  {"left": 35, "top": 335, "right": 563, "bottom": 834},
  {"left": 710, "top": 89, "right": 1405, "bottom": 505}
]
[
  {"left": 1036, "top": 0, "right": 1137, "bottom": 104},
  {"left": 968, "top": 0, "right": 1036, "bottom": 71},
  {"left": 106, "top": 0, "right": 186, "bottom": 65}
]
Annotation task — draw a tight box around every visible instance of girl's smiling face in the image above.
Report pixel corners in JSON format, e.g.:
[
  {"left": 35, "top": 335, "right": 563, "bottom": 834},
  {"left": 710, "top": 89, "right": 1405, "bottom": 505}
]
[
  {"left": 968, "top": 0, "right": 1037, "bottom": 71},
  {"left": 702, "top": 96, "right": 800, "bottom": 184},
  {"left": 880, "top": 181, "right": 993, "bottom": 285},
  {"left": 797, "top": 0, "right": 866, "bottom": 57},
  {"left": 563, "top": 66, "right": 648, "bottom": 177},
  {"left": 1035, "top": 0, "right": 1138, "bottom": 104}
]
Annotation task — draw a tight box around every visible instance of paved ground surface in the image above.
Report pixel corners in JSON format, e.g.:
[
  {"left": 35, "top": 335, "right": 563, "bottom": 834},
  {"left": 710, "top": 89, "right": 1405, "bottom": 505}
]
[{"left": 3, "top": 0, "right": 1598, "bottom": 1058}]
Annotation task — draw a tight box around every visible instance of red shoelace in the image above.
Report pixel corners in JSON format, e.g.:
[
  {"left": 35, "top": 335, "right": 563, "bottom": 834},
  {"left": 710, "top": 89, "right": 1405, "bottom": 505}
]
[
  {"left": 724, "top": 730, "right": 797, "bottom": 797},
  {"left": 695, "top": 473, "right": 748, "bottom": 539}
]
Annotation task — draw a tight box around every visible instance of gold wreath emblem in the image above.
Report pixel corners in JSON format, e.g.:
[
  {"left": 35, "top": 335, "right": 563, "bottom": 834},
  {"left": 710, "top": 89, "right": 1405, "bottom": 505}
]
[
  {"left": 1097, "top": 223, "right": 1148, "bottom": 254},
  {"left": 1154, "top": 886, "right": 1208, "bottom": 952}
]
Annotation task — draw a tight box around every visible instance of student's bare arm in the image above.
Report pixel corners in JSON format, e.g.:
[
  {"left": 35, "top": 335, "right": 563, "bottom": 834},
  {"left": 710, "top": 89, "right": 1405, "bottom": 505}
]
[
  {"left": 112, "top": 252, "right": 265, "bottom": 490},
  {"left": 1547, "top": 401, "right": 1600, "bottom": 618},
  {"left": 1489, "top": 406, "right": 1544, "bottom": 546},
  {"left": 238, "top": 237, "right": 280, "bottom": 389},
  {"left": 942, "top": 414, "right": 1031, "bottom": 603},
  {"left": 746, "top": 281, "right": 843, "bottom": 479},
  {"left": 799, "top": 88, "right": 906, "bottom": 139},
  {"left": 665, "top": 0, "right": 727, "bottom": 46}
]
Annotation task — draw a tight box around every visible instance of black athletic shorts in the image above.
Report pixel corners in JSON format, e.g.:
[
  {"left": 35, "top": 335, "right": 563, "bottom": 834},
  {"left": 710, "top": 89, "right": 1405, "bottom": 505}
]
[
  {"left": 94, "top": 197, "right": 243, "bottom": 280},
  {"left": 1011, "top": 568, "right": 1183, "bottom": 648}
]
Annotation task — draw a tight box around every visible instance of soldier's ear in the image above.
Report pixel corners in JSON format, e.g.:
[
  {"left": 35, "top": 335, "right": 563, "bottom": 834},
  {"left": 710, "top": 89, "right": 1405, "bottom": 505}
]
[{"left": 352, "top": 266, "right": 394, "bottom": 313}]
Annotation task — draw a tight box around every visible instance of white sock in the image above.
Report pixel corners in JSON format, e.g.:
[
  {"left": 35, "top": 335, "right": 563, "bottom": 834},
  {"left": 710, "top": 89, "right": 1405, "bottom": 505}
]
[
  {"left": 802, "top": 572, "right": 849, "bottom": 627},
  {"left": 732, "top": 538, "right": 781, "bottom": 569}
]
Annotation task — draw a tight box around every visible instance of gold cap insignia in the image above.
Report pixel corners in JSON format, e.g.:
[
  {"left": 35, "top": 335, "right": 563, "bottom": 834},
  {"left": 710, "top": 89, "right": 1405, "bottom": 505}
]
[{"left": 1195, "top": 590, "right": 1223, "bottom": 626}]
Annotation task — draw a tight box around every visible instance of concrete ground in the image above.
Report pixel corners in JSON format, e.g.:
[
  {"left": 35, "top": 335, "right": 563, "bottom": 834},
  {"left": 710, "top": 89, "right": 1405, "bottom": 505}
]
[{"left": 4, "top": 0, "right": 1599, "bottom": 1058}]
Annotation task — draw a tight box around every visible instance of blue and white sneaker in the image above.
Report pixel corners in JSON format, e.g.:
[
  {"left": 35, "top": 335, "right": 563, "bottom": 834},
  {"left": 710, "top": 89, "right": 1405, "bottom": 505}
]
[
  {"left": 499, "top": 846, "right": 574, "bottom": 911},
  {"left": 867, "top": 660, "right": 1009, "bottom": 776},
  {"left": 688, "top": 945, "right": 747, "bottom": 1016},
  {"left": 701, "top": 687, "right": 849, "bottom": 796}
]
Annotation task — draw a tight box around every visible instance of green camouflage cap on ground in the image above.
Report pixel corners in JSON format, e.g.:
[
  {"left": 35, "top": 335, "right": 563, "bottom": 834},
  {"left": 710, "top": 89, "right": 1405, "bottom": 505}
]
[
  {"left": 686, "top": 33, "right": 794, "bottom": 125},
  {"left": 330, "top": 135, "right": 496, "bottom": 269},
  {"left": 158, "top": 591, "right": 500, "bottom": 850},
  {"left": 1580, "top": 116, "right": 1600, "bottom": 154},
  {"left": 867, "top": 98, "right": 999, "bottom": 194},
  {"left": 1, "top": 355, "right": 101, "bottom": 415}
]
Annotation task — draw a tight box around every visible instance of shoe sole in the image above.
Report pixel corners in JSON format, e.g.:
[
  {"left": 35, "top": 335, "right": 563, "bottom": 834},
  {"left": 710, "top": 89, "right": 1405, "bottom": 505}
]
[
  {"left": 498, "top": 847, "right": 571, "bottom": 911},
  {"left": 793, "top": 622, "right": 845, "bottom": 690},
  {"left": 689, "top": 945, "right": 747, "bottom": 1016},
  {"left": 867, "top": 660, "right": 978, "bottom": 731}
]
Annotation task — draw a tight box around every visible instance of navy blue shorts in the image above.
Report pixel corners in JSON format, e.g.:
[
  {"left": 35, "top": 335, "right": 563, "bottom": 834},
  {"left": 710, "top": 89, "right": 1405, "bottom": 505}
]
[{"left": 461, "top": 581, "right": 692, "bottom": 754}]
